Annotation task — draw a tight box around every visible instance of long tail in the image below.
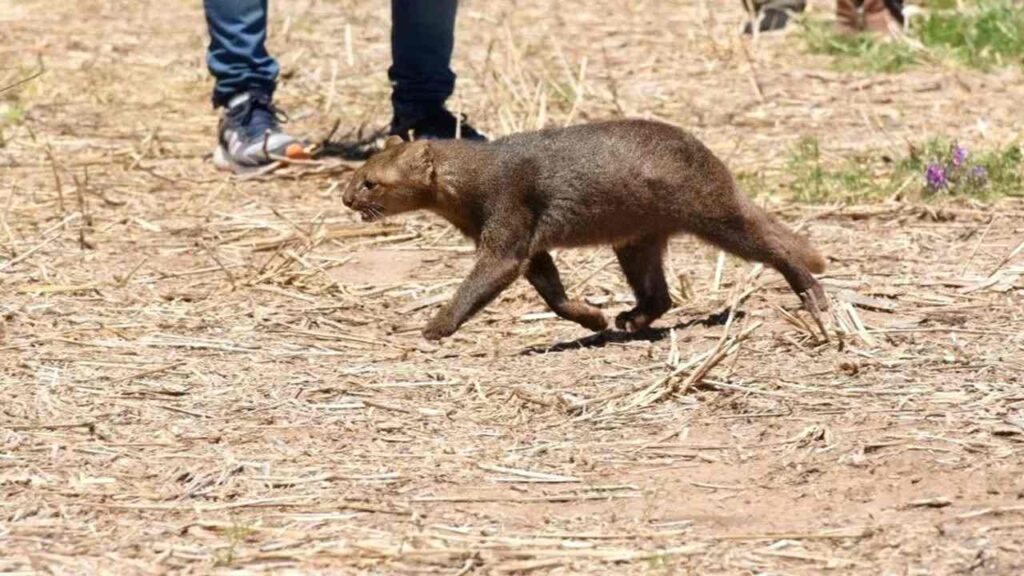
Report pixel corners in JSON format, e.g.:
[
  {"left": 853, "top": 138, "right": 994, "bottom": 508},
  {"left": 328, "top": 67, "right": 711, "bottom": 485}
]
[
  {"left": 688, "top": 161, "right": 827, "bottom": 276},
  {"left": 765, "top": 215, "right": 827, "bottom": 274}
]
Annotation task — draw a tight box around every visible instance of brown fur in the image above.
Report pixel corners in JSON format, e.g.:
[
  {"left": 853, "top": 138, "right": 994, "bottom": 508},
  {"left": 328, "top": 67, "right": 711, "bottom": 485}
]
[{"left": 343, "top": 120, "right": 827, "bottom": 340}]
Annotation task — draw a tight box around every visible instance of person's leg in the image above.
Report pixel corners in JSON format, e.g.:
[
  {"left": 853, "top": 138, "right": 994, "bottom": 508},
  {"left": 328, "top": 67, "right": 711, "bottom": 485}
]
[
  {"left": 836, "top": 0, "right": 904, "bottom": 35},
  {"left": 743, "top": 0, "right": 902, "bottom": 36},
  {"left": 204, "top": 0, "right": 306, "bottom": 172},
  {"left": 204, "top": 0, "right": 278, "bottom": 107},
  {"left": 388, "top": 0, "right": 485, "bottom": 140},
  {"left": 389, "top": 0, "right": 456, "bottom": 124}
]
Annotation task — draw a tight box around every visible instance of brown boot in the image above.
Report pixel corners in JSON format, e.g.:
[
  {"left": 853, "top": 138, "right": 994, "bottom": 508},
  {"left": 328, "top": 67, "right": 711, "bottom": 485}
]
[{"left": 836, "top": 0, "right": 903, "bottom": 36}]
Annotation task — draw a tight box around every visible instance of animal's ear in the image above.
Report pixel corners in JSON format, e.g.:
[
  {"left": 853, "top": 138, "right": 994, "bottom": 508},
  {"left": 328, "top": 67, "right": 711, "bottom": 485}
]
[
  {"left": 384, "top": 135, "right": 405, "bottom": 149},
  {"left": 408, "top": 140, "right": 434, "bottom": 185}
]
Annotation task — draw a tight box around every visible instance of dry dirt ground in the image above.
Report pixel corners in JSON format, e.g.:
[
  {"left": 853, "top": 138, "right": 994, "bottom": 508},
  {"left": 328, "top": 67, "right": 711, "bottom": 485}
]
[{"left": 3, "top": 0, "right": 1024, "bottom": 574}]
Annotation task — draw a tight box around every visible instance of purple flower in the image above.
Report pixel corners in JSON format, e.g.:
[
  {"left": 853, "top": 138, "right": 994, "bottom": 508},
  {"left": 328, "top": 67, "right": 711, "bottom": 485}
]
[
  {"left": 951, "top": 144, "right": 968, "bottom": 167},
  {"left": 968, "top": 165, "right": 989, "bottom": 186},
  {"left": 925, "top": 163, "right": 948, "bottom": 191}
]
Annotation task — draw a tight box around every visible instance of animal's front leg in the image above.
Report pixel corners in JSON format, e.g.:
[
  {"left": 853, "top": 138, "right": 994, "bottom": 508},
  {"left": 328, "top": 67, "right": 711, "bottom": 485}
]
[
  {"left": 423, "top": 251, "right": 524, "bottom": 340},
  {"left": 526, "top": 252, "right": 607, "bottom": 332}
]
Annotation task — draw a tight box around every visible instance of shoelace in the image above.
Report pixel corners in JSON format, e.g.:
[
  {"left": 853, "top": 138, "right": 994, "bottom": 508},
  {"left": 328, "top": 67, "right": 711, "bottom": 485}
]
[{"left": 229, "top": 93, "right": 290, "bottom": 139}]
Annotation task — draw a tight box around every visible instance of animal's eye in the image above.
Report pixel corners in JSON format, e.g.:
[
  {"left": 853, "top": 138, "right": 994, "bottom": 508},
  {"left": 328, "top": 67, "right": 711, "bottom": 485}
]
[{"left": 362, "top": 180, "right": 377, "bottom": 191}]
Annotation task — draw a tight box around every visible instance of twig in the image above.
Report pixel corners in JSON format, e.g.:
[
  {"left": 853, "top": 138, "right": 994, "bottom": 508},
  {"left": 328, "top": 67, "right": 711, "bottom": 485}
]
[
  {"left": 0, "top": 66, "right": 44, "bottom": 95},
  {"left": 987, "top": 235, "right": 1024, "bottom": 278},
  {"left": 738, "top": 38, "right": 766, "bottom": 104},
  {"left": 960, "top": 215, "right": 996, "bottom": 276},
  {"left": 478, "top": 463, "right": 580, "bottom": 483},
  {"left": 199, "top": 240, "right": 237, "bottom": 287},
  {"left": 0, "top": 212, "right": 81, "bottom": 272},
  {"left": 108, "top": 361, "right": 185, "bottom": 385},
  {"left": 44, "top": 144, "right": 65, "bottom": 214}
]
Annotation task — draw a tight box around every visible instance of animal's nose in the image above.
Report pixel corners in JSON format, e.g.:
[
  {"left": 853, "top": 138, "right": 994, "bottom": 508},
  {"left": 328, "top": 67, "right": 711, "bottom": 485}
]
[{"left": 342, "top": 190, "right": 354, "bottom": 208}]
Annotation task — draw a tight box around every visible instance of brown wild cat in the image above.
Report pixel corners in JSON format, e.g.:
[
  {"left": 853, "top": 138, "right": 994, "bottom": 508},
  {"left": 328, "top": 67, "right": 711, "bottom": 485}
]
[{"left": 343, "top": 120, "right": 827, "bottom": 341}]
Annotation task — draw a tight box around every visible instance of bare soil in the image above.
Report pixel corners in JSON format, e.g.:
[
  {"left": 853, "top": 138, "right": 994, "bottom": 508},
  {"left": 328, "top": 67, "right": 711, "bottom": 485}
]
[{"left": 2, "top": 0, "right": 1024, "bottom": 574}]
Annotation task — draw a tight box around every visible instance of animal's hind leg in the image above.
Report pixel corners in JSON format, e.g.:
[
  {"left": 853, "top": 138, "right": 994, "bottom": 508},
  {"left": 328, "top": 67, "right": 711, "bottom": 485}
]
[
  {"left": 613, "top": 236, "right": 671, "bottom": 332},
  {"left": 526, "top": 252, "right": 608, "bottom": 332}
]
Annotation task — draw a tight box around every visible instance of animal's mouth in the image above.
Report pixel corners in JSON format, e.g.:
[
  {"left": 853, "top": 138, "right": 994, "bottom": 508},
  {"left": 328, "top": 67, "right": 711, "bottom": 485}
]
[{"left": 356, "top": 203, "right": 385, "bottom": 222}]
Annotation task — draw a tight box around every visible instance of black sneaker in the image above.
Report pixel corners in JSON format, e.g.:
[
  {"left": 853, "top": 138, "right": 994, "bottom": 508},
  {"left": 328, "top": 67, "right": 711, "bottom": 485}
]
[
  {"left": 389, "top": 109, "right": 487, "bottom": 142},
  {"left": 213, "top": 91, "right": 308, "bottom": 173}
]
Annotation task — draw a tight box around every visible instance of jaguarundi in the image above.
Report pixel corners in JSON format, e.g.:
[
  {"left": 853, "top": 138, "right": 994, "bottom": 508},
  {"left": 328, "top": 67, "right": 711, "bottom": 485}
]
[{"left": 342, "top": 120, "right": 828, "bottom": 341}]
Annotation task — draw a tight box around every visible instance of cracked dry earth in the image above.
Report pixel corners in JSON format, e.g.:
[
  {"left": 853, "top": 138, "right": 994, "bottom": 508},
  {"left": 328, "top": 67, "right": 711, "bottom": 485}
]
[{"left": 3, "top": 0, "right": 1024, "bottom": 574}]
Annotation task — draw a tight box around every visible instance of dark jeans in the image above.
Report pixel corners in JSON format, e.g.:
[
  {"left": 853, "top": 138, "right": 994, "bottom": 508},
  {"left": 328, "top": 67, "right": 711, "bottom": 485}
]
[{"left": 204, "top": 0, "right": 457, "bottom": 122}]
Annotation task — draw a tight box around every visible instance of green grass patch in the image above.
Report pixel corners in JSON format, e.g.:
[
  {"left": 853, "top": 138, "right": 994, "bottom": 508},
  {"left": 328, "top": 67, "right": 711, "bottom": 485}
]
[
  {"left": 802, "top": 19, "right": 919, "bottom": 72},
  {"left": 214, "top": 518, "right": 256, "bottom": 567},
  {"left": 1, "top": 103, "right": 25, "bottom": 127},
  {"left": 0, "top": 102, "right": 25, "bottom": 148},
  {"left": 1, "top": 65, "right": 41, "bottom": 147},
  {"left": 756, "top": 136, "right": 1024, "bottom": 203},
  {"left": 786, "top": 137, "right": 881, "bottom": 202},
  {"left": 802, "top": 0, "right": 1024, "bottom": 71}
]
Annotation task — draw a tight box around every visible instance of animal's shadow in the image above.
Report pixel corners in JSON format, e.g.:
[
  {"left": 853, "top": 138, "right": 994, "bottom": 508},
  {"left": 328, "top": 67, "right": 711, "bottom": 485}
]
[
  {"left": 521, "top": 307, "right": 745, "bottom": 355},
  {"left": 316, "top": 127, "right": 386, "bottom": 161}
]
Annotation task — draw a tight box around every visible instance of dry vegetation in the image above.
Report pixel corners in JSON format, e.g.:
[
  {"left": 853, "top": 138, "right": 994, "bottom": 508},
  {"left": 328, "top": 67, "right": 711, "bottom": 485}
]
[{"left": 3, "top": 0, "right": 1024, "bottom": 574}]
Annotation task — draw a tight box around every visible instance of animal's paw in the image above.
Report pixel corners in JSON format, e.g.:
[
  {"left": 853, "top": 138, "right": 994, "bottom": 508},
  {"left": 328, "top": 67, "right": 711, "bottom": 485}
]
[
  {"left": 798, "top": 284, "right": 830, "bottom": 312},
  {"left": 564, "top": 302, "right": 608, "bottom": 332},
  {"left": 797, "top": 284, "right": 832, "bottom": 343},
  {"left": 614, "top": 309, "right": 652, "bottom": 333},
  {"left": 422, "top": 321, "right": 455, "bottom": 341},
  {"left": 579, "top": 313, "right": 609, "bottom": 333}
]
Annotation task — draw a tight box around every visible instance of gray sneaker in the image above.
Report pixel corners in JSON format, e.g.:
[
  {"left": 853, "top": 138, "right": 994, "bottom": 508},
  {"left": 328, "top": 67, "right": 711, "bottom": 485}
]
[
  {"left": 213, "top": 91, "right": 308, "bottom": 173},
  {"left": 742, "top": 0, "right": 807, "bottom": 34}
]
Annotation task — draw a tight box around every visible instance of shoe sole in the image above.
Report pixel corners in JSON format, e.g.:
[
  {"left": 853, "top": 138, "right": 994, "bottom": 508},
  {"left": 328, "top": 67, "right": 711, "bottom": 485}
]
[{"left": 213, "top": 144, "right": 311, "bottom": 175}]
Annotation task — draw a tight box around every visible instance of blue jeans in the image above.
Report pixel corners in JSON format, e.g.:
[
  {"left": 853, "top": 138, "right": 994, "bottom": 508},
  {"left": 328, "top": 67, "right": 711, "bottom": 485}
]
[{"left": 204, "top": 0, "right": 457, "bottom": 122}]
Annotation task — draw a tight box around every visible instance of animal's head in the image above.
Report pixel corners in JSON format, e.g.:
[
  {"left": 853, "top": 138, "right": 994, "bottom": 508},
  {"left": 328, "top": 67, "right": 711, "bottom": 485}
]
[{"left": 342, "top": 136, "right": 435, "bottom": 222}]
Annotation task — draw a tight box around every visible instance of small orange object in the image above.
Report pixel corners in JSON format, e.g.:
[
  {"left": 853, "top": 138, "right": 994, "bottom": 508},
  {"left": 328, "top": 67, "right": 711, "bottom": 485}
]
[{"left": 285, "top": 143, "right": 311, "bottom": 160}]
